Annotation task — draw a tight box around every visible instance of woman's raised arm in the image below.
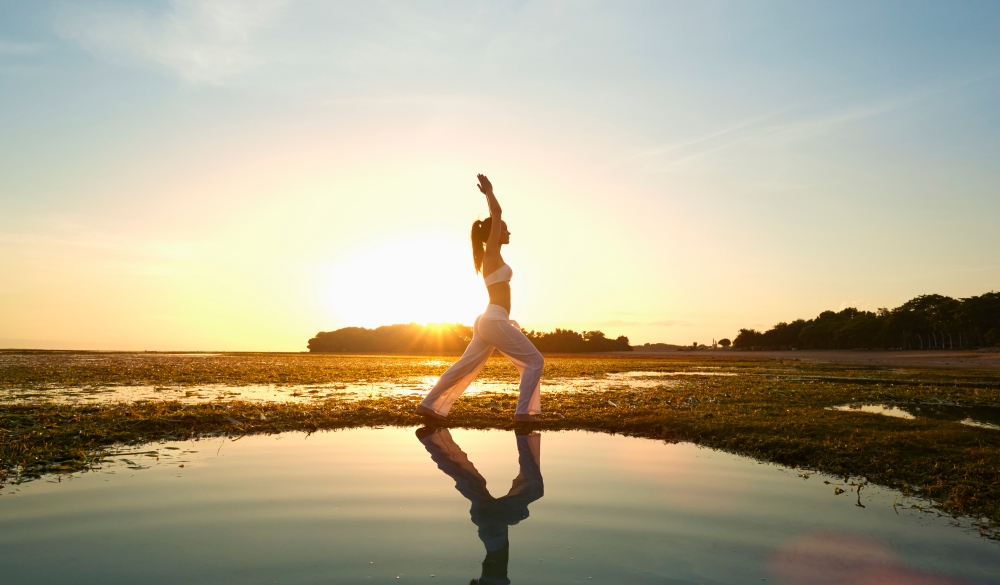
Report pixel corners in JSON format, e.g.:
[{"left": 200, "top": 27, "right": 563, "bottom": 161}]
[{"left": 478, "top": 173, "right": 502, "bottom": 256}]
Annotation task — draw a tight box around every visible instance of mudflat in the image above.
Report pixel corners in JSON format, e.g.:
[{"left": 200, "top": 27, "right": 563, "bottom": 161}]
[
  {"left": 2, "top": 350, "right": 998, "bottom": 538},
  {"left": 644, "top": 349, "right": 1000, "bottom": 370}
]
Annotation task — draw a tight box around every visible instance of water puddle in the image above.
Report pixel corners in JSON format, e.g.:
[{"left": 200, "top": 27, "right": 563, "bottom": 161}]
[
  {"left": 961, "top": 418, "right": 1000, "bottom": 431},
  {"left": 0, "top": 383, "right": 360, "bottom": 405},
  {"left": 830, "top": 403, "right": 1000, "bottom": 430},
  {"left": 829, "top": 404, "right": 916, "bottom": 419},
  {"left": 0, "top": 354, "right": 742, "bottom": 406},
  {"left": 0, "top": 374, "right": 689, "bottom": 406},
  {"left": 1, "top": 429, "right": 996, "bottom": 584},
  {"left": 606, "top": 370, "right": 739, "bottom": 377}
]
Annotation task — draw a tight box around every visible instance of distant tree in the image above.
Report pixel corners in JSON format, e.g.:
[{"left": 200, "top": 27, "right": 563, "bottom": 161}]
[
  {"left": 733, "top": 328, "right": 764, "bottom": 349},
  {"left": 957, "top": 292, "right": 1000, "bottom": 347},
  {"left": 725, "top": 289, "right": 1000, "bottom": 350},
  {"left": 522, "top": 328, "right": 632, "bottom": 353},
  {"left": 762, "top": 319, "right": 808, "bottom": 349},
  {"left": 308, "top": 323, "right": 472, "bottom": 354},
  {"left": 309, "top": 289, "right": 1000, "bottom": 354},
  {"left": 636, "top": 343, "right": 683, "bottom": 352},
  {"left": 309, "top": 323, "right": 633, "bottom": 354}
]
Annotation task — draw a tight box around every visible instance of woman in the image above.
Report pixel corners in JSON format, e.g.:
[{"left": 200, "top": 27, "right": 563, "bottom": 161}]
[{"left": 416, "top": 174, "right": 544, "bottom": 422}]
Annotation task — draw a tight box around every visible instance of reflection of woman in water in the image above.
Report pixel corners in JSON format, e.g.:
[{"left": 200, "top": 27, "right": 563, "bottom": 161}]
[
  {"left": 416, "top": 427, "right": 544, "bottom": 585},
  {"left": 415, "top": 174, "right": 544, "bottom": 422}
]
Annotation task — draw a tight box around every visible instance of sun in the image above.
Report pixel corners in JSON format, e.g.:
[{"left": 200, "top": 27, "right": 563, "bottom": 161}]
[{"left": 324, "top": 236, "right": 485, "bottom": 328}]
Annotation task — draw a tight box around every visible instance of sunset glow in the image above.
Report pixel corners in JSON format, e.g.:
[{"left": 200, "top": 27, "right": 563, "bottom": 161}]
[
  {"left": 323, "top": 236, "right": 485, "bottom": 328},
  {"left": 2, "top": 2, "right": 999, "bottom": 350}
]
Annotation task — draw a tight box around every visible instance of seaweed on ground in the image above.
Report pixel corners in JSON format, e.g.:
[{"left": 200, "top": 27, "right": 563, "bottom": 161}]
[{"left": 1, "top": 353, "right": 998, "bottom": 541}]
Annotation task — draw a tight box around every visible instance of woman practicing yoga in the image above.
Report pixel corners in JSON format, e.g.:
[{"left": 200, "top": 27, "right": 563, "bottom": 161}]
[{"left": 416, "top": 174, "right": 544, "bottom": 422}]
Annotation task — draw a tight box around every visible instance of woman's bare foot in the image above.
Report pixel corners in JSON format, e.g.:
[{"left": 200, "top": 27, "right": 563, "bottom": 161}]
[
  {"left": 415, "top": 405, "right": 446, "bottom": 420},
  {"left": 514, "top": 413, "right": 539, "bottom": 422}
]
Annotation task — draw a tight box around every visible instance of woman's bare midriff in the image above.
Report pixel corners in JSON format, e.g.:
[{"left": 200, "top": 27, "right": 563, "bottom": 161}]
[{"left": 487, "top": 282, "right": 511, "bottom": 313}]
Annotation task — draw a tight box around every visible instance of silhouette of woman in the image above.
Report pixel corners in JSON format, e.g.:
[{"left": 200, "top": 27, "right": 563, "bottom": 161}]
[
  {"left": 416, "top": 174, "right": 545, "bottom": 422},
  {"left": 415, "top": 427, "right": 544, "bottom": 585}
]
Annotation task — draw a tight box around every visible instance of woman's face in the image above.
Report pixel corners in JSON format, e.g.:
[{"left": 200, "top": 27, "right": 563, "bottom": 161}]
[{"left": 500, "top": 221, "right": 510, "bottom": 245}]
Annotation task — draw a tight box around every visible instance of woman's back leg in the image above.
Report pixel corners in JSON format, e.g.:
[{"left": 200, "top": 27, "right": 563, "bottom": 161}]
[{"left": 419, "top": 329, "right": 495, "bottom": 417}]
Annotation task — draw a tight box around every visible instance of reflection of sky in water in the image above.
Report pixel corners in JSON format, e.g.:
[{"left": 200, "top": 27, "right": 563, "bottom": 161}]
[
  {"left": 830, "top": 404, "right": 917, "bottom": 419},
  {"left": 960, "top": 418, "right": 1000, "bottom": 431},
  {"left": 831, "top": 403, "right": 1000, "bottom": 431},
  {"left": 1, "top": 429, "right": 995, "bottom": 584},
  {"left": 610, "top": 370, "right": 738, "bottom": 377}
]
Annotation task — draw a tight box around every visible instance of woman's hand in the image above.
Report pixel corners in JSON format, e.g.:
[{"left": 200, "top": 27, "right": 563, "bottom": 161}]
[
  {"left": 477, "top": 174, "right": 494, "bottom": 197},
  {"left": 477, "top": 173, "right": 503, "bottom": 256},
  {"left": 477, "top": 173, "right": 501, "bottom": 218}
]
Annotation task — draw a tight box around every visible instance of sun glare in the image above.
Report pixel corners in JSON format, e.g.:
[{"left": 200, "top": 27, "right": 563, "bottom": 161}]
[{"left": 324, "top": 236, "right": 485, "bottom": 329}]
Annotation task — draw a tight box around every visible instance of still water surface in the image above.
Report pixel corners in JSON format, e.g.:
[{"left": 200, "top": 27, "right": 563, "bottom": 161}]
[{"left": 2, "top": 428, "right": 997, "bottom": 584}]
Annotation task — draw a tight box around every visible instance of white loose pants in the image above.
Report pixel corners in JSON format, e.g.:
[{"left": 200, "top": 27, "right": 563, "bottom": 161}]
[{"left": 420, "top": 304, "right": 544, "bottom": 416}]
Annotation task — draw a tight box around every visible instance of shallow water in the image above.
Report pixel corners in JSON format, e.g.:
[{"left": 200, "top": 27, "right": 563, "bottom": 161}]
[
  {"left": 830, "top": 403, "right": 917, "bottom": 419},
  {"left": 2, "top": 429, "right": 997, "bottom": 584},
  {"left": 831, "top": 403, "right": 1000, "bottom": 430},
  {"left": 0, "top": 374, "right": 688, "bottom": 406}
]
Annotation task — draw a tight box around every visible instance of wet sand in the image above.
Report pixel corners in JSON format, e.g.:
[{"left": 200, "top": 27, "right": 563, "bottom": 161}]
[{"left": 634, "top": 349, "right": 1000, "bottom": 371}]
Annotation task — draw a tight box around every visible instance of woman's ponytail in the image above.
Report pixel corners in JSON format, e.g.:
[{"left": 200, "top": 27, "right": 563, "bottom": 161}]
[{"left": 470, "top": 217, "right": 492, "bottom": 274}]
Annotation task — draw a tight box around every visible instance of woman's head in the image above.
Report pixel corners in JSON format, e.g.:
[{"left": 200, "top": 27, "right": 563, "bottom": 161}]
[{"left": 470, "top": 217, "right": 510, "bottom": 273}]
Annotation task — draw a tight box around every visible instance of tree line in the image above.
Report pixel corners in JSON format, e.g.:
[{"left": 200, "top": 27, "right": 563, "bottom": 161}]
[
  {"left": 308, "top": 323, "right": 632, "bottom": 354},
  {"left": 521, "top": 328, "right": 632, "bottom": 353},
  {"left": 307, "top": 323, "right": 472, "bottom": 354},
  {"left": 733, "top": 292, "right": 1000, "bottom": 350}
]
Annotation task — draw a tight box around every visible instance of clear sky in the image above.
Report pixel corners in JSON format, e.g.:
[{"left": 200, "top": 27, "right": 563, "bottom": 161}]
[{"left": 2, "top": 1, "right": 999, "bottom": 351}]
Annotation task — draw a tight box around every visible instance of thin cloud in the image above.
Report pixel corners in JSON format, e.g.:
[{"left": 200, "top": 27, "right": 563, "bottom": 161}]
[
  {"left": 655, "top": 101, "right": 898, "bottom": 171},
  {"left": 838, "top": 299, "right": 869, "bottom": 311},
  {"left": 573, "top": 319, "right": 687, "bottom": 328},
  {"left": 0, "top": 221, "right": 196, "bottom": 260},
  {"left": 625, "top": 109, "right": 788, "bottom": 163},
  {"left": 649, "top": 320, "right": 684, "bottom": 327},
  {"left": 0, "top": 40, "right": 45, "bottom": 54},
  {"left": 636, "top": 68, "right": 1000, "bottom": 172},
  {"left": 55, "top": 0, "right": 286, "bottom": 85}
]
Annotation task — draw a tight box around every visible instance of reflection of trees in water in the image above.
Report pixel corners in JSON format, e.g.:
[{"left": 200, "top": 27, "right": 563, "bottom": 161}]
[{"left": 416, "top": 427, "right": 543, "bottom": 585}]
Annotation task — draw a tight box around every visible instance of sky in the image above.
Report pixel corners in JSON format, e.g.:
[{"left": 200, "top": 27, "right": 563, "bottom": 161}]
[{"left": 1, "top": 1, "right": 999, "bottom": 351}]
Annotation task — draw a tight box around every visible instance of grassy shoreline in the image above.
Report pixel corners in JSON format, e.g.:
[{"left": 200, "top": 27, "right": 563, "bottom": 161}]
[{"left": 1, "top": 353, "right": 998, "bottom": 540}]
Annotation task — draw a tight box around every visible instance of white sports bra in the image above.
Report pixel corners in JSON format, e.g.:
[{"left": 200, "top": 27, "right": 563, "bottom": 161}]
[{"left": 483, "top": 263, "right": 512, "bottom": 287}]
